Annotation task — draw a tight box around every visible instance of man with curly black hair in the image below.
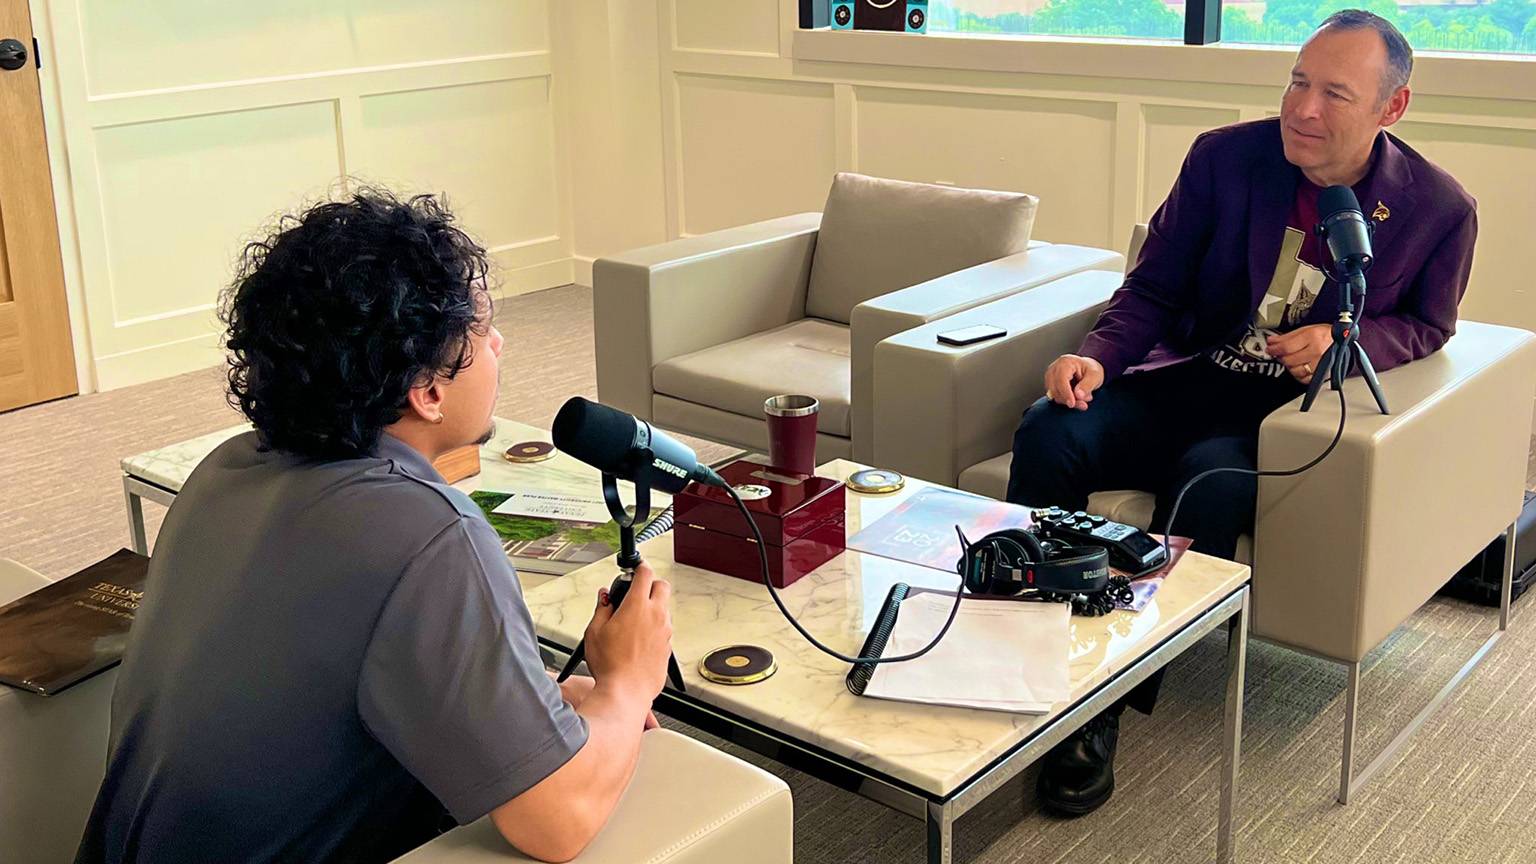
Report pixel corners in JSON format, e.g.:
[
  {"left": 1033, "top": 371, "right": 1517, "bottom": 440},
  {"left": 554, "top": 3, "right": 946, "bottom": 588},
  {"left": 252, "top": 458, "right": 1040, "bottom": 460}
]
[{"left": 76, "top": 190, "right": 674, "bottom": 864}]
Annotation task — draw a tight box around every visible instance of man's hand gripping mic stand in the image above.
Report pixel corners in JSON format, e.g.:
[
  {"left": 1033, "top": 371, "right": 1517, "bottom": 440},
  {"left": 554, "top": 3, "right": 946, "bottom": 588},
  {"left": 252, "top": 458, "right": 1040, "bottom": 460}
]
[
  {"left": 555, "top": 474, "right": 687, "bottom": 692},
  {"left": 1300, "top": 223, "right": 1390, "bottom": 416}
]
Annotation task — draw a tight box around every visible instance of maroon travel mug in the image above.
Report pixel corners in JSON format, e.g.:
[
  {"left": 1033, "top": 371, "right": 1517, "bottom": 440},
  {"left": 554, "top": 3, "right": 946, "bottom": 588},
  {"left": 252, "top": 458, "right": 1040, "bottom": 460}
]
[{"left": 764, "top": 395, "right": 819, "bottom": 476}]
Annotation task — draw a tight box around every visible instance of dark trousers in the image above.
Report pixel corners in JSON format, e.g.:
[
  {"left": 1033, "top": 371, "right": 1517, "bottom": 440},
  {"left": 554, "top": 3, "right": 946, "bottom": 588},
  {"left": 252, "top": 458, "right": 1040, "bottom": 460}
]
[{"left": 1007, "top": 359, "right": 1302, "bottom": 713}]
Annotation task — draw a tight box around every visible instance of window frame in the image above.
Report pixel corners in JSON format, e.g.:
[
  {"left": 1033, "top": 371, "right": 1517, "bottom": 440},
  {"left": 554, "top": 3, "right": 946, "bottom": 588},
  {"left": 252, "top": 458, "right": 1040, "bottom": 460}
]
[
  {"left": 798, "top": 0, "right": 1536, "bottom": 63},
  {"left": 792, "top": 9, "right": 1536, "bottom": 103}
]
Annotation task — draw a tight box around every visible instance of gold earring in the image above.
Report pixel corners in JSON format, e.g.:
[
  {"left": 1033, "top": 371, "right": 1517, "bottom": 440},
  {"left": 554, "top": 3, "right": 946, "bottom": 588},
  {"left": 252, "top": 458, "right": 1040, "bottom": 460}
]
[{"left": 433, "top": 413, "right": 445, "bottom": 425}]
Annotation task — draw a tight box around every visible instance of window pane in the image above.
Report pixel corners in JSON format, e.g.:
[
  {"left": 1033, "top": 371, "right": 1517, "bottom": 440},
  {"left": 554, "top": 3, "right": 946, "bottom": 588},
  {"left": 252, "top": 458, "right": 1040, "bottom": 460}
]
[
  {"left": 929, "top": 0, "right": 1186, "bottom": 40},
  {"left": 1224, "top": 0, "right": 1536, "bottom": 56}
]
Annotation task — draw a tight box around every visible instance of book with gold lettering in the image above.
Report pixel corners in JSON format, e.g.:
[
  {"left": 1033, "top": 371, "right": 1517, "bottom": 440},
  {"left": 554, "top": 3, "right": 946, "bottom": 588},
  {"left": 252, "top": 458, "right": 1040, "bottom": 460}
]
[{"left": 0, "top": 548, "right": 149, "bottom": 695}]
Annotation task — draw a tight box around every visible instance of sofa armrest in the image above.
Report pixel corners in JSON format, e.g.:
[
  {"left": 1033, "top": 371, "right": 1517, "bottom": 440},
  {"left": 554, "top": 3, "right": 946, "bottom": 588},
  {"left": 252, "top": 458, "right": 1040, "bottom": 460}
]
[
  {"left": 1253, "top": 321, "right": 1536, "bottom": 663},
  {"left": 870, "top": 270, "right": 1121, "bottom": 487},
  {"left": 393, "top": 729, "right": 792, "bottom": 864},
  {"left": 594, "top": 213, "right": 821, "bottom": 420},
  {"left": 847, "top": 244, "right": 1123, "bottom": 460}
]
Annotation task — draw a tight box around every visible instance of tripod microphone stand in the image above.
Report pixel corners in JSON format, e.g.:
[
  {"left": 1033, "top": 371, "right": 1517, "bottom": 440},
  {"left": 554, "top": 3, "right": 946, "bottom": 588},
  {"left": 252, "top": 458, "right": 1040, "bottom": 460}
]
[
  {"left": 555, "top": 474, "right": 687, "bottom": 692},
  {"left": 1300, "top": 242, "right": 1390, "bottom": 416}
]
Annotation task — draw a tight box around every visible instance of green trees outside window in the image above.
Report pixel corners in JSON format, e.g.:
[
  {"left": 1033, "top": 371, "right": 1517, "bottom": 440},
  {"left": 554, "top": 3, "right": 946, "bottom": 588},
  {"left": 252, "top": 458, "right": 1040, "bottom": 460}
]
[{"left": 929, "top": 0, "right": 1536, "bottom": 53}]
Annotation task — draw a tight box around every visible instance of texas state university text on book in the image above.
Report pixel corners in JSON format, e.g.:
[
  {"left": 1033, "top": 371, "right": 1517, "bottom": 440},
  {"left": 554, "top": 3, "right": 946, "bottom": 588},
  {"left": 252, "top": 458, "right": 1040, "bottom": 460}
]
[{"left": 0, "top": 548, "right": 150, "bottom": 695}]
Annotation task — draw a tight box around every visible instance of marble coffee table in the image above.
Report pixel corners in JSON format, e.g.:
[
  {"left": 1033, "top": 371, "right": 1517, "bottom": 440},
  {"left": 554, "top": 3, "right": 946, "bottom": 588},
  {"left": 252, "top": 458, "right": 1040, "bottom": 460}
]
[{"left": 524, "top": 460, "right": 1251, "bottom": 864}]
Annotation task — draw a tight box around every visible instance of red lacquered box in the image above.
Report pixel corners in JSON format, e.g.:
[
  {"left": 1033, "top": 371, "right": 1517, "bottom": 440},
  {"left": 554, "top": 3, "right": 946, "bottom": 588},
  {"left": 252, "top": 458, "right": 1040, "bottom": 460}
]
[{"left": 673, "top": 458, "right": 846, "bottom": 588}]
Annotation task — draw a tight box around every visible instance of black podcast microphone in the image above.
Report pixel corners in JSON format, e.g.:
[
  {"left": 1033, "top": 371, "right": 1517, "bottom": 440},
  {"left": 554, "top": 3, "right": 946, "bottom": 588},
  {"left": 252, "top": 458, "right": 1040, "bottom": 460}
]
[
  {"left": 1318, "top": 185, "right": 1373, "bottom": 279},
  {"left": 551, "top": 396, "right": 714, "bottom": 692},
  {"left": 555, "top": 397, "right": 972, "bottom": 670},
  {"left": 552, "top": 397, "right": 727, "bottom": 494}
]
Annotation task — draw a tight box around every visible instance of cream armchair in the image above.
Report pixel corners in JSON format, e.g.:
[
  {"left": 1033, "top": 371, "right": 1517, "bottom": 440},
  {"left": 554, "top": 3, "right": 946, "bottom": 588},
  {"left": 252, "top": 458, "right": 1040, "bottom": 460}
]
[
  {"left": 593, "top": 172, "right": 1123, "bottom": 462},
  {"left": 872, "top": 265, "right": 1536, "bottom": 805}
]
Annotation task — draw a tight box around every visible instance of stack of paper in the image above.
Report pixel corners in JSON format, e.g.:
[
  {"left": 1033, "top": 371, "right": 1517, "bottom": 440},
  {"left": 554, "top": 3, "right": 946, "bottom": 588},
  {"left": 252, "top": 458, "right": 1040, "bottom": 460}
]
[{"left": 863, "top": 593, "right": 1070, "bottom": 714}]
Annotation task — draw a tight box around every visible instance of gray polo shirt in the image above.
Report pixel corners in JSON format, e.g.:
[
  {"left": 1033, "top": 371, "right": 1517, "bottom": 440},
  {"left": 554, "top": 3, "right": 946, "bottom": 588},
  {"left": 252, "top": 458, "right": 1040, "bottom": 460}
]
[{"left": 76, "top": 432, "right": 587, "bottom": 864}]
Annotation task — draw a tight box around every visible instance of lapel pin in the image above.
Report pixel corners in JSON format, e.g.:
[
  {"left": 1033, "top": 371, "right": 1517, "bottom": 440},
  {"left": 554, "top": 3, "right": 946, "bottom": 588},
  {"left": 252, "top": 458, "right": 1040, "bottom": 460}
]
[{"left": 1372, "top": 201, "right": 1390, "bottom": 222}]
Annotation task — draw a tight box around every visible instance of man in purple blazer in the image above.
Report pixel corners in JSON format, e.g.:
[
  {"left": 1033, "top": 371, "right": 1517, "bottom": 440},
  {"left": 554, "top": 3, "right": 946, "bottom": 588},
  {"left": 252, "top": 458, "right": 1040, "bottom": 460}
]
[{"left": 1008, "top": 10, "right": 1476, "bottom": 816}]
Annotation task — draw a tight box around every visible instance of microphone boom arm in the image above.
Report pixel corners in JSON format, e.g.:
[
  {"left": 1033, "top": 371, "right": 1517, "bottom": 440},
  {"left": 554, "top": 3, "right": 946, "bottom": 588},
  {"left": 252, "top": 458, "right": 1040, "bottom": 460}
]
[
  {"left": 602, "top": 472, "right": 649, "bottom": 572},
  {"left": 557, "top": 470, "right": 686, "bottom": 692}
]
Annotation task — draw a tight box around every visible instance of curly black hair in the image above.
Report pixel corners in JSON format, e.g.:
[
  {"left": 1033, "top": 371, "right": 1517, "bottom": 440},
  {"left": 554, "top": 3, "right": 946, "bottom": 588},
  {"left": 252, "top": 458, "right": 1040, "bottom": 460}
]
[{"left": 219, "top": 189, "right": 492, "bottom": 460}]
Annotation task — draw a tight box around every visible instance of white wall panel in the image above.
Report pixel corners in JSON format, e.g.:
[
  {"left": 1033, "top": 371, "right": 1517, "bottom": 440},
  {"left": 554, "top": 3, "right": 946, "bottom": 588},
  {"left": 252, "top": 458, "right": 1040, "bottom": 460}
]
[
  {"left": 1141, "top": 105, "right": 1241, "bottom": 222},
  {"left": 1396, "top": 121, "right": 1536, "bottom": 334},
  {"left": 95, "top": 102, "right": 341, "bottom": 326},
  {"left": 42, "top": 0, "right": 572, "bottom": 390},
  {"left": 674, "top": 0, "right": 781, "bottom": 55},
  {"left": 856, "top": 87, "right": 1117, "bottom": 247},
  {"left": 675, "top": 75, "right": 836, "bottom": 235},
  {"left": 78, "top": 0, "right": 547, "bottom": 96},
  {"left": 356, "top": 78, "right": 562, "bottom": 262}
]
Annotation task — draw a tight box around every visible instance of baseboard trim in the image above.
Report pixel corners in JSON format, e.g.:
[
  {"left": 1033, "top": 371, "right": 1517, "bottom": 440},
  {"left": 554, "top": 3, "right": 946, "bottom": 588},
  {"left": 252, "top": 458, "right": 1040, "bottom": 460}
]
[
  {"left": 492, "top": 257, "right": 576, "bottom": 298},
  {"left": 92, "top": 256, "right": 578, "bottom": 391},
  {"left": 573, "top": 255, "right": 596, "bottom": 288},
  {"left": 94, "top": 331, "right": 227, "bottom": 392}
]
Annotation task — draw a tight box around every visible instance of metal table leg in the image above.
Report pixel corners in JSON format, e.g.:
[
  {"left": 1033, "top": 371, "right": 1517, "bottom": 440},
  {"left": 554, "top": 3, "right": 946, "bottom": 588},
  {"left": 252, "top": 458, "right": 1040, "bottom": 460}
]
[
  {"left": 926, "top": 799, "right": 953, "bottom": 864},
  {"left": 1338, "top": 520, "right": 1518, "bottom": 804},
  {"left": 1218, "top": 589, "right": 1249, "bottom": 863},
  {"left": 124, "top": 476, "right": 148, "bottom": 555},
  {"left": 121, "top": 474, "right": 177, "bottom": 556}
]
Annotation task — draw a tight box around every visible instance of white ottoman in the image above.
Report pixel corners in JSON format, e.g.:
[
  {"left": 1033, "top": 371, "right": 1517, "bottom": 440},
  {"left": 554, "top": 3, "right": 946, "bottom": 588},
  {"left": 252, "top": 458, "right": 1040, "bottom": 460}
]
[{"left": 395, "top": 728, "right": 793, "bottom": 864}]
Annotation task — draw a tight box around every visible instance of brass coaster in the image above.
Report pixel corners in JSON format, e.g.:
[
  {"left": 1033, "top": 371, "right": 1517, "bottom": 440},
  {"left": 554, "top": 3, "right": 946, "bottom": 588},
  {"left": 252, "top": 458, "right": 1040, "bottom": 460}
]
[
  {"left": 503, "top": 441, "right": 555, "bottom": 463},
  {"left": 699, "top": 645, "right": 777, "bottom": 685},
  {"left": 847, "top": 469, "right": 905, "bottom": 494}
]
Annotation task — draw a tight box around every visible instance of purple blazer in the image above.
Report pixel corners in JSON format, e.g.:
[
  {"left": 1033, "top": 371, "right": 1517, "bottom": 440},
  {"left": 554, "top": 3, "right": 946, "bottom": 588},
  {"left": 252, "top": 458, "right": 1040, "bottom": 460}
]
[{"left": 1080, "top": 118, "right": 1478, "bottom": 382}]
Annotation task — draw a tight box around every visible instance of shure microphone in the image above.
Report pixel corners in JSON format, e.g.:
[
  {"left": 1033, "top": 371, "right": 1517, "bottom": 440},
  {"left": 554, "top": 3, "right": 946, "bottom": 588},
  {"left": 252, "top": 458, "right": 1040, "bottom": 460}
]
[
  {"left": 552, "top": 397, "right": 726, "bottom": 494},
  {"left": 1318, "top": 185, "right": 1373, "bottom": 279}
]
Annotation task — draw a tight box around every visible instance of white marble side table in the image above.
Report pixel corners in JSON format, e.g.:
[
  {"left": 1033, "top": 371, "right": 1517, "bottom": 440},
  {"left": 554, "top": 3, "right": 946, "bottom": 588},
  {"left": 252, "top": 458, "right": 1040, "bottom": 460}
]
[
  {"left": 120, "top": 425, "right": 252, "bottom": 555},
  {"left": 120, "top": 418, "right": 563, "bottom": 564}
]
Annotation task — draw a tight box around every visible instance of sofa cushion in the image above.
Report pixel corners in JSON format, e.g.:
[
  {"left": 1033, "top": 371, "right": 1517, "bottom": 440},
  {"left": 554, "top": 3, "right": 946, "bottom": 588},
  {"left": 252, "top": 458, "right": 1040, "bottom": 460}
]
[
  {"left": 653, "top": 319, "right": 852, "bottom": 437},
  {"left": 806, "top": 173, "right": 1037, "bottom": 325}
]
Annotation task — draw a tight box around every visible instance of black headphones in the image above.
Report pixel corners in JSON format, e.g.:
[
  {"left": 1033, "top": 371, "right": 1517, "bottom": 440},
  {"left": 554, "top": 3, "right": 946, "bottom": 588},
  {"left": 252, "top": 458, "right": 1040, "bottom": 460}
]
[{"left": 956, "top": 527, "right": 1113, "bottom": 597}]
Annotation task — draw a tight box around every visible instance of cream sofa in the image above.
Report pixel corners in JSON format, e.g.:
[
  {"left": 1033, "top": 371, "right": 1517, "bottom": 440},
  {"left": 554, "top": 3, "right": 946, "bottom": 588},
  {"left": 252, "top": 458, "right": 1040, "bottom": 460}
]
[
  {"left": 871, "top": 263, "right": 1536, "bottom": 803},
  {"left": 594, "top": 172, "right": 1123, "bottom": 463}
]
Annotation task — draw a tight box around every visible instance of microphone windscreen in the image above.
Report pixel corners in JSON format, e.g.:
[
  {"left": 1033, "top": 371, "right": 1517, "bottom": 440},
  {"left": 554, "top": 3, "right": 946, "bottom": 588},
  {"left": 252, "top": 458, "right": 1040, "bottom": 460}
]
[
  {"left": 1319, "top": 185, "right": 1361, "bottom": 220},
  {"left": 552, "top": 397, "right": 635, "bottom": 475}
]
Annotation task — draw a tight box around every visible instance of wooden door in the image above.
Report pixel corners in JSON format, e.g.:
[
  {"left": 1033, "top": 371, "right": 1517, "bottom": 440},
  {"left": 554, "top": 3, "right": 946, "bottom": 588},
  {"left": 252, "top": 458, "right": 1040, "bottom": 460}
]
[{"left": 0, "top": 0, "right": 76, "bottom": 412}]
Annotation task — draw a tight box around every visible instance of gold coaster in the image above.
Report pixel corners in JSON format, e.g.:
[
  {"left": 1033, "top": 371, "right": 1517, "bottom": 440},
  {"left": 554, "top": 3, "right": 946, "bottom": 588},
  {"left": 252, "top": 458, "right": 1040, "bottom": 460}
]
[
  {"left": 699, "top": 645, "right": 777, "bottom": 685},
  {"left": 847, "top": 469, "right": 905, "bottom": 494},
  {"left": 503, "top": 441, "right": 555, "bottom": 463}
]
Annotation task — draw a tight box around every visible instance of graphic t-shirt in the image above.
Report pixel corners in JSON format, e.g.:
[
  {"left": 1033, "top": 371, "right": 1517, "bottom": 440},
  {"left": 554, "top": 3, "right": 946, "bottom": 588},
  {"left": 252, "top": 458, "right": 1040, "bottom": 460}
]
[{"left": 1207, "top": 179, "right": 1327, "bottom": 377}]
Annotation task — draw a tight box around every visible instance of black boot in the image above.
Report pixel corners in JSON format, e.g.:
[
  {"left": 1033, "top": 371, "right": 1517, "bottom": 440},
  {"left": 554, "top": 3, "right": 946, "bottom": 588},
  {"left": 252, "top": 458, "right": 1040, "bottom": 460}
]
[{"left": 1037, "top": 707, "right": 1121, "bottom": 816}]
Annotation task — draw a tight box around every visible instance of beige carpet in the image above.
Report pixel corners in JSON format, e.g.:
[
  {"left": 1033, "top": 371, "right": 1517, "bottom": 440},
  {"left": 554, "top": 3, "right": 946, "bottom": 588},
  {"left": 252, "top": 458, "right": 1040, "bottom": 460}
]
[{"left": 3, "top": 284, "right": 1534, "bottom": 864}]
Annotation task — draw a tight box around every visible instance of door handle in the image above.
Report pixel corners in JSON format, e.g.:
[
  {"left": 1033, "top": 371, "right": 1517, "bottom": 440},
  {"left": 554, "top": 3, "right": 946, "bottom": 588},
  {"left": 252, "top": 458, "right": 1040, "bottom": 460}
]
[{"left": 0, "top": 38, "right": 28, "bottom": 71}]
